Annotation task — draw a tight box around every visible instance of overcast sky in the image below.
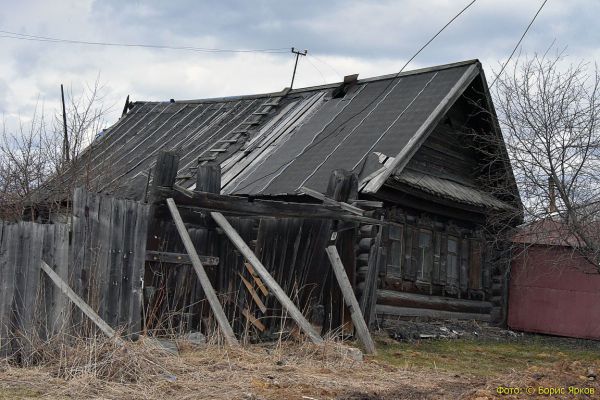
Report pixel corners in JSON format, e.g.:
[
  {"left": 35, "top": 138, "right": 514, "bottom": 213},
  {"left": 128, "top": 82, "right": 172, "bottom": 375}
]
[{"left": 1, "top": 0, "right": 598, "bottom": 132}]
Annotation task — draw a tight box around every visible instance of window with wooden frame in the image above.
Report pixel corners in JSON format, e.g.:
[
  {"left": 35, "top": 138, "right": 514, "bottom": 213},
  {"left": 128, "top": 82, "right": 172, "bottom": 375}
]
[
  {"left": 387, "top": 224, "right": 403, "bottom": 277},
  {"left": 417, "top": 229, "right": 433, "bottom": 282},
  {"left": 446, "top": 235, "right": 459, "bottom": 290}
]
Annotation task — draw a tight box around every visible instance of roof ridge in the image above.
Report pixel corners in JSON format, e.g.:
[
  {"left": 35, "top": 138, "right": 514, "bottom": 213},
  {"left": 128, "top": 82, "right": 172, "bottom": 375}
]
[{"left": 134, "top": 59, "right": 481, "bottom": 104}]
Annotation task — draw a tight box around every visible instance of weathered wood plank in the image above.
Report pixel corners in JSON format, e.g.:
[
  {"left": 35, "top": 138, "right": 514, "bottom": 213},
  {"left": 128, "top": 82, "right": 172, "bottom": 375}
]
[
  {"left": 244, "top": 262, "right": 268, "bottom": 296},
  {"left": 376, "top": 304, "right": 491, "bottom": 322},
  {"left": 377, "top": 290, "right": 492, "bottom": 314},
  {"left": 210, "top": 211, "right": 323, "bottom": 344},
  {"left": 242, "top": 308, "right": 265, "bottom": 332},
  {"left": 238, "top": 273, "right": 267, "bottom": 314},
  {"left": 166, "top": 198, "right": 238, "bottom": 346},
  {"left": 40, "top": 261, "right": 121, "bottom": 342},
  {"left": 325, "top": 245, "right": 376, "bottom": 354},
  {"left": 0, "top": 223, "right": 15, "bottom": 356},
  {"left": 129, "top": 201, "right": 149, "bottom": 336},
  {"left": 119, "top": 200, "right": 136, "bottom": 328},
  {"left": 107, "top": 196, "right": 125, "bottom": 327},
  {"left": 145, "top": 251, "right": 219, "bottom": 266}
]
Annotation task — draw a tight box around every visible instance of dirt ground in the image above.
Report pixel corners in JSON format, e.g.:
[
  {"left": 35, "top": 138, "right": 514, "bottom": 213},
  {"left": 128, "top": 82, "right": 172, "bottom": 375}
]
[{"left": 0, "top": 327, "right": 599, "bottom": 399}]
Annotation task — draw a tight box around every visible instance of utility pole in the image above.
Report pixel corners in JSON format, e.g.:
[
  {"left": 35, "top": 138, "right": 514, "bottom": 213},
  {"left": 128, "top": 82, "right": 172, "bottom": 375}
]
[
  {"left": 60, "top": 84, "right": 70, "bottom": 163},
  {"left": 290, "top": 47, "right": 307, "bottom": 89}
]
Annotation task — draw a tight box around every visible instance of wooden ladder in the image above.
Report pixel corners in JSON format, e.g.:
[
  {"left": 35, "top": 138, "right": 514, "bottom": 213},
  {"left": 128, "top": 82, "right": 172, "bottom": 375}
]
[{"left": 196, "top": 96, "right": 283, "bottom": 164}]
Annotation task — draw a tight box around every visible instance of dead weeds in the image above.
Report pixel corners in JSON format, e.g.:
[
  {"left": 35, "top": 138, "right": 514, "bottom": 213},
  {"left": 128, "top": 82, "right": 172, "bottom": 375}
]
[{"left": 1, "top": 333, "right": 599, "bottom": 399}]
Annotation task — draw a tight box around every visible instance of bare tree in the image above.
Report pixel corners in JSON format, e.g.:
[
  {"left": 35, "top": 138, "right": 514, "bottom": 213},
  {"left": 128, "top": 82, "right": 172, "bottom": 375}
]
[
  {"left": 0, "top": 78, "right": 111, "bottom": 220},
  {"left": 492, "top": 50, "right": 600, "bottom": 270}
]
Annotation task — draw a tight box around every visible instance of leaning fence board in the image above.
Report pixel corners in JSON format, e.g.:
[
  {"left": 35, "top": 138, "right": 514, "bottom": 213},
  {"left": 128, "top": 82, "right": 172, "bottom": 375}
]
[
  {"left": 211, "top": 211, "right": 323, "bottom": 344},
  {"left": 325, "top": 245, "right": 376, "bottom": 354},
  {"left": 166, "top": 198, "right": 239, "bottom": 346},
  {"left": 40, "top": 261, "right": 121, "bottom": 342}
]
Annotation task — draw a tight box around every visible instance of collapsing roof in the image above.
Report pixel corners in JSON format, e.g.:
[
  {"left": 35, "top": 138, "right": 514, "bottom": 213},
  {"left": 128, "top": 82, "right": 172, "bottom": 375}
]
[{"left": 55, "top": 59, "right": 512, "bottom": 210}]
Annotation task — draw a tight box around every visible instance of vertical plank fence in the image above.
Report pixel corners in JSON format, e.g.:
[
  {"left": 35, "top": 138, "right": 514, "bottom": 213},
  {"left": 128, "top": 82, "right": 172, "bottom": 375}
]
[{"left": 0, "top": 188, "right": 149, "bottom": 357}]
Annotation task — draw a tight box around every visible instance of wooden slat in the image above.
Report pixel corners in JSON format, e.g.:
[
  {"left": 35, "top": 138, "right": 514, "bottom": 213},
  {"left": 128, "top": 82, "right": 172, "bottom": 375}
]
[
  {"left": 0, "top": 223, "right": 15, "bottom": 356},
  {"left": 238, "top": 273, "right": 267, "bottom": 313},
  {"left": 325, "top": 245, "right": 376, "bottom": 354},
  {"left": 107, "top": 196, "right": 125, "bottom": 327},
  {"left": 210, "top": 211, "right": 323, "bottom": 344},
  {"left": 40, "top": 261, "right": 122, "bottom": 343},
  {"left": 129, "top": 201, "right": 150, "bottom": 335},
  {"left": 166, "top": 198, "right": 239, "bottom": 346},
  {"left": 241, "top": 308, "right": 265, "bottom": 332},
  {"left": 145, "top": 251, "right": 219, "bottom": 266},
  {"left": 244, "top": 262, "right": 268, "bottom": 296}
]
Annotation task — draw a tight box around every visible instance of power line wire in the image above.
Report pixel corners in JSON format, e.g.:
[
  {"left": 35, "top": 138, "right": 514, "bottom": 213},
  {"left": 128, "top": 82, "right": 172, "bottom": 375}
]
[
  {"left": 233, "top": 0, "right": 477, "bottom": 193},
  {"left": 0, "top": 29, "right": 289, "bottom": 53},
  {"left": 489, "top": 0, "right": 548, "bottom": 88}
]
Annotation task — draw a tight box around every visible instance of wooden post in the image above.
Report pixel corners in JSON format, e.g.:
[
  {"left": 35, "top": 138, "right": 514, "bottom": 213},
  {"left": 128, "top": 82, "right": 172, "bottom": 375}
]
[
  {"left": 322, "top": 169, "right": 358, "bottom": 331},
  {"left": 325, "top": 246, "right": 376, "bottom": 354},
  {"left": 166, "top": 198, "right": 239, "bottom": 346},
  {"left": 210, "top": 212, "right": 323, "bottom": 344},
  {"left": 40, "top": 261, "right": 122, "bottom": 344},
  {"left": 196, "top": 164, "right": 221, "bottom": 193},
  {"left": 149, "top": 151, "right": 180, "bottom": 204}
]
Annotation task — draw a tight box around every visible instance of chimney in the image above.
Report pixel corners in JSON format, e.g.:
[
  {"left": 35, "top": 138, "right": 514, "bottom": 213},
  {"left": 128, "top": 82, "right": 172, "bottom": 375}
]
[
  {"left": 332, "top": 74, "right": 359, "bottom": 99},
  {"left": 548, "top": 176, "right": 557, "bottom": 213}
]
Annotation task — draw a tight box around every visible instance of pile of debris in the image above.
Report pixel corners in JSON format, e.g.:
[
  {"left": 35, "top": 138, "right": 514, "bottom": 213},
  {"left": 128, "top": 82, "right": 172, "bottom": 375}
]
[{"left": 380, "top": 318, "right": 522, "bottom": 342}]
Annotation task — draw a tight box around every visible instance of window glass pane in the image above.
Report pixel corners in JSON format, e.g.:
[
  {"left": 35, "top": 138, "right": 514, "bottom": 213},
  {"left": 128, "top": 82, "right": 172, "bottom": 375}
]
[{"left": 447, "top": 236, "right": 458, "bottom": 254}]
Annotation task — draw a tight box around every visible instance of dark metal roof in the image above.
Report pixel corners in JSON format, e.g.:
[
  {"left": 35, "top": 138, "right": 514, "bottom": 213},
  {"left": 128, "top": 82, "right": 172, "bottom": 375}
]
[{"left": 55, "top": 59, "right": 486, "bottom": 199}]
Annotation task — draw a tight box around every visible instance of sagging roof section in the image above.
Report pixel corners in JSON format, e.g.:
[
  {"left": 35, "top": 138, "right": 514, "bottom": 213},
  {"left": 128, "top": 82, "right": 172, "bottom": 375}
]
[{"left": 59, "top": 60, "right": 487, "bottom": 199}]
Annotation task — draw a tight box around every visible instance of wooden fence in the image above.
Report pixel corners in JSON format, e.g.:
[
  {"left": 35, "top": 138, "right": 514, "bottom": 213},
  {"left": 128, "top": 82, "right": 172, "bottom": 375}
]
[{"left": 0, "top": 189, "right": 149, "bottom": 357}]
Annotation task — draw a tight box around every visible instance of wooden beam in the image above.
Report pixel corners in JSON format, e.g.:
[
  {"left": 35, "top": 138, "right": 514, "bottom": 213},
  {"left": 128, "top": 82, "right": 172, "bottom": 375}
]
[
  {"left": 377, "top": 290, "right": 493, "bottom": 314},
  {"left": 40, "top": 261, "right": 122, "bottom": 344},
  {"left": 166, "top": 198, "right": 239, "bottom": 346},
  {"left": 145, "top": 250, "right": 219, "bottom": 266},
  {"left": 376, "top": 304, "right": 491, "bottom": 322},
  {"left": 297, "top": 186, "right": 365, "bottom": 216},
  {"left": 325, "top": 246, "right": 376, "bottom": 354},
  {"left": 172, "top": 185, "right": 396, "bottom": 226},
  {"left": 210, "top": 211, "right": 323, "bottom": 344}
]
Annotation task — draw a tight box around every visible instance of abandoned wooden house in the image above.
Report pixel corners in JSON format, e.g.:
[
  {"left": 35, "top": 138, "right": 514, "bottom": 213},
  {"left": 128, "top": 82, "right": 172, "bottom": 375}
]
[{"left": 1, "top": 59, "right": 521, "bottom": 353}]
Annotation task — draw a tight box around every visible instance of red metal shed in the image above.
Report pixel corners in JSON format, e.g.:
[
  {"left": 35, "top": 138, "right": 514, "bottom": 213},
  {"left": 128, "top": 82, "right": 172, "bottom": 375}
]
[{"left": 509, "top": 224, "right": 600, "bottom": 340}]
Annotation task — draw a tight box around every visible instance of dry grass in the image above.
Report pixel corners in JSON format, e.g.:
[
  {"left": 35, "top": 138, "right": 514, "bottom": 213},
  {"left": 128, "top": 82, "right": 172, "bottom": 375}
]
[
  {"left": 0, "top": 332, "right": 471, "bottom": 400},
  {"left": 2, "top": 332, "right": 599, "bottom": 399}
]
